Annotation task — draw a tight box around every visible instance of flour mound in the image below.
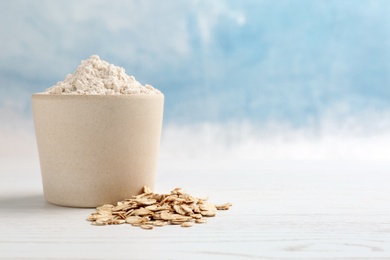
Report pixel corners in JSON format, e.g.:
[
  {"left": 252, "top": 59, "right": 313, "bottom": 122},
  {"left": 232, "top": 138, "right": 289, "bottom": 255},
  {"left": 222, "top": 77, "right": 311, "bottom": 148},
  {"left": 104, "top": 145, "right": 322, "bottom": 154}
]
[{"left": 43, "top": 55, "right": 161, "bottom": 95}]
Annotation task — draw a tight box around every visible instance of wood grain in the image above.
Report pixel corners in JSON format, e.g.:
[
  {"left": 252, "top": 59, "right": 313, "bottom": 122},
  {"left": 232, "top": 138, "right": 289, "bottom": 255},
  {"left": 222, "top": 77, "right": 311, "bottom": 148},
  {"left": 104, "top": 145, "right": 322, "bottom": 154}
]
[{"left": 1, "top": 158, "right": 390, "bottom": 259}]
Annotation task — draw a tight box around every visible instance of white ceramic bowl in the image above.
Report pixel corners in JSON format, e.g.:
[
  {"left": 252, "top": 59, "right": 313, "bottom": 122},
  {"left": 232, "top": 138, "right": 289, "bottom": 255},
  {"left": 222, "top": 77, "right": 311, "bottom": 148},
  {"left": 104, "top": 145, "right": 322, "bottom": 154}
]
[{"left": 32, "top": 94, "right": 164, "bottom": 207}]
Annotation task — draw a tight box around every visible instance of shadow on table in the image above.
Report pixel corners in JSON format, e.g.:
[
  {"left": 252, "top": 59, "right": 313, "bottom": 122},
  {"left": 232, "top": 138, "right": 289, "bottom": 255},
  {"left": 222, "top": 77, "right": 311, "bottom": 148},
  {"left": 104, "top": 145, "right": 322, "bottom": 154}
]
[{"left": 0, "top": 194, "right": 58, "bottom": 210}]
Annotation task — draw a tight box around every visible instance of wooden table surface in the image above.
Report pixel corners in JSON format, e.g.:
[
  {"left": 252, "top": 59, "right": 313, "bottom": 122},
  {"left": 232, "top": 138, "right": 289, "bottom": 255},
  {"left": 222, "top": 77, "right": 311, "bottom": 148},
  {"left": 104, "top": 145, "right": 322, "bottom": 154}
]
[{"left": 1, "top": 158, "right": 390, "bottom": 259}]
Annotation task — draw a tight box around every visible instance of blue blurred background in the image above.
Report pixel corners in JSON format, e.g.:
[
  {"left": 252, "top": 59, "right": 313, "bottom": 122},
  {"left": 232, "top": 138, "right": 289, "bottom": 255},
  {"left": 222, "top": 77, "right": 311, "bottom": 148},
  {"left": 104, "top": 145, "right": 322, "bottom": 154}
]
[{"left": 1, "top": 0, "right": 390, "bottom": 159}]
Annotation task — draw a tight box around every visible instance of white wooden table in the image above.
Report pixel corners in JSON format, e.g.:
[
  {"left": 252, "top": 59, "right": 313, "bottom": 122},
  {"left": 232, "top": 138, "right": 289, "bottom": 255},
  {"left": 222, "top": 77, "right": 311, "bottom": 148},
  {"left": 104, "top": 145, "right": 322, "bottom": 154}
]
[{"left": 1, "top": 157, "right": 390, "bottom": 259}]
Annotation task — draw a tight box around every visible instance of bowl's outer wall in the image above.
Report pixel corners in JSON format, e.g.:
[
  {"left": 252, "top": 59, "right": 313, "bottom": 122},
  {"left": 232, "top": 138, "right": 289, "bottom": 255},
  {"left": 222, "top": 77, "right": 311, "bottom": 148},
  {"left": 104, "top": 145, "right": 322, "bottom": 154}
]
[{"left": 32, "top": 94, "right": 164, "bottom": 207}]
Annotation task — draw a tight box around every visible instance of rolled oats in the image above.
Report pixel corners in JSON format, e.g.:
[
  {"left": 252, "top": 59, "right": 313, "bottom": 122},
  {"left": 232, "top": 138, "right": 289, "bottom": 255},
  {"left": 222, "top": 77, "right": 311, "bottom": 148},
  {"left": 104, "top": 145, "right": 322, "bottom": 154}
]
[{"left": 87, "top": 186, "right": 231, "bottom": 229}]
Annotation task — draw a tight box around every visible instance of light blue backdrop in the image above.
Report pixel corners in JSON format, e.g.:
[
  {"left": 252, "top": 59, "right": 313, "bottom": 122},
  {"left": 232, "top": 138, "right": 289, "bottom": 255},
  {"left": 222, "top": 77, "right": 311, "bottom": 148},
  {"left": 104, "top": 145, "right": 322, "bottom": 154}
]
[{"left": 1, "top": 0, "right": 389, "bottom": 126}]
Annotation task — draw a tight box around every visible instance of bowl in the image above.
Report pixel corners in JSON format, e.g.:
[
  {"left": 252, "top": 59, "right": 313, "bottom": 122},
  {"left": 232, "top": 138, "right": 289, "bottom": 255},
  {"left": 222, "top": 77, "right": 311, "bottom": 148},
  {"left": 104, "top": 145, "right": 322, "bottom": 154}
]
[{"left": 32, "top": 93, "right": 164, "bottom": 207}]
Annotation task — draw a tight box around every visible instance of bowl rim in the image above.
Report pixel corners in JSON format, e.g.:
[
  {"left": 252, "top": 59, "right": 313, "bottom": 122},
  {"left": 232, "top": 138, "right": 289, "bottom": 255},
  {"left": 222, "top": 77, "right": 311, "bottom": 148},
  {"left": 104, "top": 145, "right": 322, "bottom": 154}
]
[{"left": 32, "top": 93, "right": 164, "bottom": 100}]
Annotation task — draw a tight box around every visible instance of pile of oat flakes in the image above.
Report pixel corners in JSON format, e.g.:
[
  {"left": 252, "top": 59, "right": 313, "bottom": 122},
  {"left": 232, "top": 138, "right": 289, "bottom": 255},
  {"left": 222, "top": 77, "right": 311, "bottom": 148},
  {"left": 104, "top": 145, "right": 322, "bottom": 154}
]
[{"left": 87, "top": 186, "right": 231, "bottom": 229}]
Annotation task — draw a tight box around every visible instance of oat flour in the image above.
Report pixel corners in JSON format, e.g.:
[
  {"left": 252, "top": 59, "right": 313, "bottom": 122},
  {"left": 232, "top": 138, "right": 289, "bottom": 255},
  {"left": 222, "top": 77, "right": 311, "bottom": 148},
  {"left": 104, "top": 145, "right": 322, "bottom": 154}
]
[{"left": 43, "top": 55, "right": 161, "bottom": 95}]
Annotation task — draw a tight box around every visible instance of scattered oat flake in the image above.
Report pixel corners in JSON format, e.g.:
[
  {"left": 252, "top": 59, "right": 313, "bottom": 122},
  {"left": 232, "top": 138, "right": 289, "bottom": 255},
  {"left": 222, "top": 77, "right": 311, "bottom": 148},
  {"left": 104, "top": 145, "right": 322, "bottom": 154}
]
[
  {"left": 181, "top": 222, "right": 195, "bottom": 228},
  {"left": 141, "top": 224, "right": 153, "bottom": 230},
  {"left": 87, "top": 187, "right": 231, "bottom": 229},
  {"left": 160, "top": 211, "right": 173, "bottom": 220},
  {"left": 125, "top": 216, "right": 143, "bottom": 224},
  {"left": 215, "top": 202, "right": 233, "bottom": 210},
  {"left": 143, "top": 186, "right": 153, "bottom": 194},
  {"left": 191, "top": 214, "right": 202, "bottom": 219},
  {"left": 195, "top": 218, "right": 208, "bottom": 224},
  {"left": 173, "top": 204, "right": 187, "bottom": 215},
  {"left": 132, "top": 208, "right": 153, "bottom": 216},
  {"left": 153, "top": 220, "right": 168, "bottom": 227}
]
